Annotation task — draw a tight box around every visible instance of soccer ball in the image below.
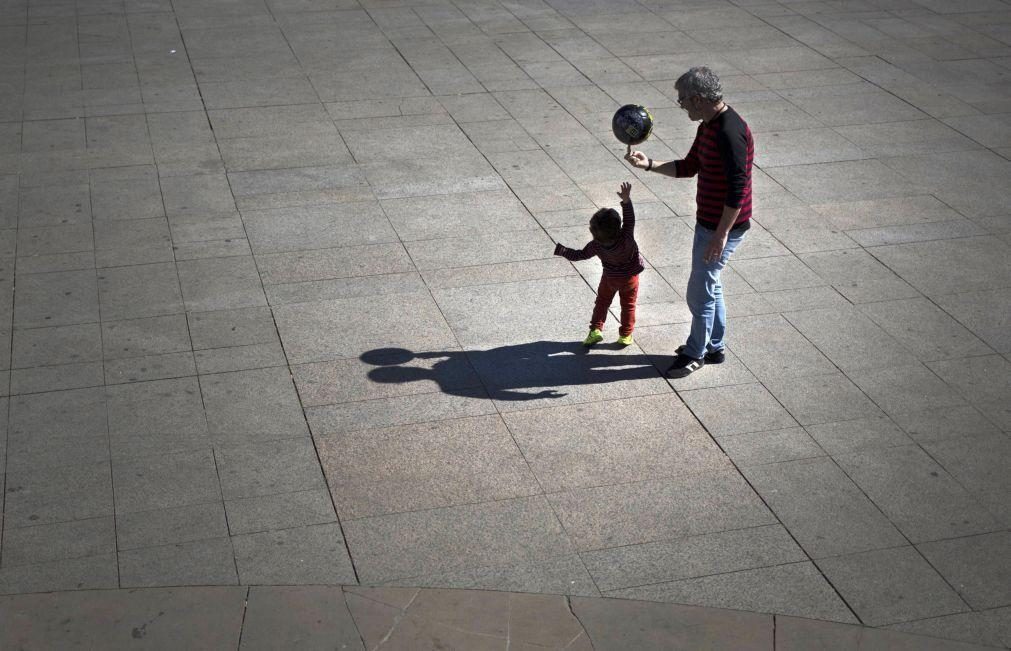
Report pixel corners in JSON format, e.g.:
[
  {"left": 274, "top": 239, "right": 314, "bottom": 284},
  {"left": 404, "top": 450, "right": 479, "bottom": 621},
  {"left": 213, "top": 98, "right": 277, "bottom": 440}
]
[{"left": 611, "top": 104, "right": 654, "bottom": 146}]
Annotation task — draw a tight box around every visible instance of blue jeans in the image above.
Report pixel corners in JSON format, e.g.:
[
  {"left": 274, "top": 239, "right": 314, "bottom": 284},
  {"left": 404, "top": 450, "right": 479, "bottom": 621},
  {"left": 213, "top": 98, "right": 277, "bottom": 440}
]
[{"left": 683, "top": 225, "right": 747, "bottom": 360}]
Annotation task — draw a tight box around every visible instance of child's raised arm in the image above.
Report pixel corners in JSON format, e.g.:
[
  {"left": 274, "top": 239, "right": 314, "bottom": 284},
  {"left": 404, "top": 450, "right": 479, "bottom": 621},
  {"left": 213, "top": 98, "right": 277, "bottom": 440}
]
[{"left": 618, "top": 182, "right": 635, "bottom": 235}]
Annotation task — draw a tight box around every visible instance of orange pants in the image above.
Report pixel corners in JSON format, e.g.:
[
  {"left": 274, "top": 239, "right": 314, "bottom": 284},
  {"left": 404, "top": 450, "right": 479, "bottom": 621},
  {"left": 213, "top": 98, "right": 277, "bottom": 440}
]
[{"left": 590, "top": 274, "right": 639, "bottom": 337}]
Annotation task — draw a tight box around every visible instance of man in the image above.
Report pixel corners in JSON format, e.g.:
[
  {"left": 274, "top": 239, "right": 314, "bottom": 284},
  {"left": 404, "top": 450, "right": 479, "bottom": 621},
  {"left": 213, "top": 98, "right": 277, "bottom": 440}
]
[{"left": 626, "top": 66, "right": 754, "bottom": 378}]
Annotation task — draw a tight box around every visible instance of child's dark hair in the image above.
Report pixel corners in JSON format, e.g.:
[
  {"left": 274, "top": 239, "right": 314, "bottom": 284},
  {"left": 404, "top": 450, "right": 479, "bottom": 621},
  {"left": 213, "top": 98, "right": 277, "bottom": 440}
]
[{"left": 591, "top": 207, "right": 621, "bottom": 242}]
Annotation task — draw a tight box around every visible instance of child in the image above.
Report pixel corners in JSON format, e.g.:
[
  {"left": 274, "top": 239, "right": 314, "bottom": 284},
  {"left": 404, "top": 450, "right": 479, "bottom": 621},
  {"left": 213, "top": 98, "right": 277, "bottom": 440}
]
[{"left": 553, "top": 181, "right": 645, "bottom": 347}]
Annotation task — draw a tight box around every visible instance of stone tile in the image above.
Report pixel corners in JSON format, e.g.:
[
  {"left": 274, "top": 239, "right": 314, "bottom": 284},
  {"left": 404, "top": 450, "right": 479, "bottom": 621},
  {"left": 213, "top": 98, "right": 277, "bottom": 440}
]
[
  {"left": 225, "top": 489, "right": 336, "bottom": 536},
  {"left": 362, "top": 153, "right": 506, "bottom": 200},
  {"left": 817, "top": 546, "right": 969, "bottom": 626},
  {"left": 800, "top": 249, "right": 921, "bottom": 303},
  {"left": 765, "top": 372, "right": 883, "bottom": 426},
  {"left": 781, "top": 614, "right": 997, "bottom": 650},
  {"left": 193, "top": 342, "right": 286, "bottom": 374},
  {"left": 102, "top": 313, "right": 191, "bottom": 359},
  {"left": 502, "top": 394, "right": 729, "bottom": 493},
  {"left": 722, "top": 98, "right": 824, "bottom": 133},
  {"left": 719, "top": 427, "right": 826, "bottom": 467},
  {"left": 0, "top": 554, "right": 118, "bottom": 596},
  {"left": 433, "top": 276, "right": 594, "bottom": 347},
  {"left": 858, "top": 297, "right": 993, "bottom": 362},
  {"left": 305, "top": 388, "right": 497, "bottom": 435},
  {"left": 97, "top": 262, "right": 183, "bottom": 320},
  {"left": 89, "top": 165, "right": 163, "bottom": 220},
  {"left": 11, "top": 323, "right": 102, "bottom": 368},
  {"left": 264, "top": 271, "right": 427, "bottom": 306},
  {"left": 240, "top": 586, "right": 364, "bottom": 651},
  {"left": 105, "top": 376, "right": 207, "bottom": 439},
  {"left": 169, "top": 211, "right": 245, "bottom": 243},
  {"left": 680, "top": 383, "right": 799, "bottom": 437},
  {"left": 11, "top": 361, "right": 105, "bottom": 394},
  {"left": 215, "top": 438, "right": 325, "bottom": 501},
  {"left": 186, "top": 305, "right": 277, "bottom": 350},
  {"left": 548, "top": 472, "right": 775, "bottom": 552},
  {"left": 1, "top": 516, "right": 115, "bottom": 568},
  {"left": 720, "top": 313, "right": 836, "bottom": 381},
  {"left": 274, "top": 291, "right": 457, "bottom": 363},
  {"left": 3, "top": 461, "right": 113, "bottom": 527},
  {"left": 318, "top": 415, "right": 539, "bottom": 520},
  {"left": 928, "top": 355, "right": 1011, "bottom": 428},
  {"left": 9, "top": 387, "right": 107, "bottom": 439},
  {"left": 871, "top": 236, "right": 1011, "bottom": 300},
  {"left": 805, "top": 416, "right": 914, "bottom": 455},
  {"left": 883, "top": 150, "right": 1009, "bottom": 218},
  {"left": 766, "top": 159, "right": 925, "bottom": 204},
  {"left": 886, "top": 607, "right": 1011, "bottom": 650},
  {"left": 785, "top": 306, "right": 917, "bottom": 372},
  {"left": 609, "top": 562, "right": 857, "bottom": 624},
  {"left": 17, "top": 182, "right": 91, "bottom": 227},
  {"left": 201, "top": 367, "right": 308, "bottom": 443},
  {"left": 834, "top": 118, "right": 983, "bottom": 157},
  {"left": 93, "top": 218, "right": 174, "bottom": 267},
  {"left": 228, "top": 164, "right": 370, "bottom": 210},
  {"left": 0, "top": 587, "right": 247, "bottom": 646},
  {"left": 14, "top": 270, "right": 99, "bottom": 328},
  {"left": 257, "top": 243, "right": 411, "bottom": 285},
  {"left": 232, "top": 523, "right": 356, "bottom": 585},
  {"left": 581, "top": 524, "right": 805, "bottom": 592},
  {"left": 119, "top": 537, "right": 238, "bottom": 587},
  {"left": 17, "top": 223, "right": 93, "bottom": 257},
  {"left": 934, "top": 288, "right": 1011, "bottom": 354},
  {"left": 848, "top": 364, "right": 967, "bottom": 417},
  {"left": 385, "top": 554, "right": 600, "bottom": 598},
  {"left": 572, "top": 596, "right": 772, "bottom": 651},
  {"left": 847, "top": 218, "right": 986, "bottom": 248},
  {"left": 177, "top": 255, "right": 266, "bottom": 311},
  {"left": 343, "top": 496, "right": 573, "bottom": 583},
  {"left": 381, "top": 190, "right": 538, "bottom": 242},
  {"left": 242, "top": 201, "right": 396, "bottom": 254},
  {"left": 743, "top": 457, "right": 906, "bottom": 558},
  {"left": 634, "top": 325, "right": 759, "bottom": 389},
  {"left": 835, "top": 445, "right": 999, "bottom": 543},
  {"left": 758, "top": 127, "right": 869, "bottom": 168},
  {"left": 104, "top": 351, "right": 197, "bottom": 385},
  {"left": 891, "top": 405, "right": 1002, "bottom": 443},
  {"left": 731, "top": 255, "right": 825, "bottom": 293},
  {"left": 405, "top": 229, "right": 553, "bottom": 272},
  {"left": 113, "top": 448, "right": 221, "bottom": 514},
  {"left": 160, "top": 173, "right": 236, "bottom": 216},
  {"left": 811, "top": 194, "right": 963, "bottom": 231},
  {"left": 116, "top": 502, "right": 229, "bottom": 551},
  {"left": 918, "top": 531, "right": 1011, "bottom": 610}
]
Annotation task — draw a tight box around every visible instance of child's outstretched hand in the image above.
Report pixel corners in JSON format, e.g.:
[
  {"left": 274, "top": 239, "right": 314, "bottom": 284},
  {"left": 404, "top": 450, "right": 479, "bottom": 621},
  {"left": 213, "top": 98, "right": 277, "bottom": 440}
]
[{"left": 617, "top": 181, "right": 632, "bottom": 203}]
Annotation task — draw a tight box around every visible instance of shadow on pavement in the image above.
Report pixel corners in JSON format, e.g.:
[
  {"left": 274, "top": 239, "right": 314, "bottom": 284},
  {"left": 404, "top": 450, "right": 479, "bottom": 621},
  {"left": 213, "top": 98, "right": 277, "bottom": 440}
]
[{"left": 361, "top": 341, "right": 660, "bottom": 401}]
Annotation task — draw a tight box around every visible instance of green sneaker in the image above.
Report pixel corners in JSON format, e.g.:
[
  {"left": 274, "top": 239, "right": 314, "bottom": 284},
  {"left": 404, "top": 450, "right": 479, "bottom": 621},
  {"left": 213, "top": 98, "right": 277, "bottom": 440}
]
[
  {"left": 616, "top": 333, "right": 634, "bottom": 346},
  {"left": 582, "top": 329, "right": 603, "bottom": 346}
]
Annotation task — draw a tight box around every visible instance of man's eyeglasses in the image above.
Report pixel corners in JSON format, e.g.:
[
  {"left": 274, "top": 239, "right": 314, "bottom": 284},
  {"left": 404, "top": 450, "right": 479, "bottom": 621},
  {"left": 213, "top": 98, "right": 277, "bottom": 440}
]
[{"left": 677, "top": 95, "right": 694, "bottom": 109}]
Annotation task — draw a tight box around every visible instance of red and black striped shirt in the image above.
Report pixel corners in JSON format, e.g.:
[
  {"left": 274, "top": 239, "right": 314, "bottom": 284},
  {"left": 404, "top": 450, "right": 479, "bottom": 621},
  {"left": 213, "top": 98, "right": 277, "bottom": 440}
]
[
  {"left": 554, "top": 200, "right": 645, "bottom": 278},
  {"left": 675, "top": 106, "right": 753, "bottom": 231}
]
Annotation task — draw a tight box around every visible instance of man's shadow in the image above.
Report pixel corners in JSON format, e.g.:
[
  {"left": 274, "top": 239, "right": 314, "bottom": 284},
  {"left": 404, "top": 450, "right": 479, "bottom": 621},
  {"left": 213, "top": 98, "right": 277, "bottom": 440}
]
[{"left": 362, "top": 341, "right": 660, "bottom": 402}]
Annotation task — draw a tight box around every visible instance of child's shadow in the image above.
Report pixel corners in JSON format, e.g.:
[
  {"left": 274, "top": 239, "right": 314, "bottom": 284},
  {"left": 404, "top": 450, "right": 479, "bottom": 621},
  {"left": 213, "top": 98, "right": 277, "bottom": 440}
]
[{"left": 362, "top": 341, "right": 659, "bottom": 402}]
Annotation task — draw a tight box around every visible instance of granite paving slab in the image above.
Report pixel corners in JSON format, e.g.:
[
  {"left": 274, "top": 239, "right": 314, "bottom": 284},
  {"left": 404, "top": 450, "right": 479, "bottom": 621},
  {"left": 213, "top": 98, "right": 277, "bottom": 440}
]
[{"left": 816, "top": 546, "right": 970, "bottom": 626}]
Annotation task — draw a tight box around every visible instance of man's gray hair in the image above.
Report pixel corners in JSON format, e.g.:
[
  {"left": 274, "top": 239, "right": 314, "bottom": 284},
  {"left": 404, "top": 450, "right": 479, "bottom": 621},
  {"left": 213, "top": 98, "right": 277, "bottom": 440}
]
[{"left": 675, "top": 66, "right": 723, "bottom": 103}]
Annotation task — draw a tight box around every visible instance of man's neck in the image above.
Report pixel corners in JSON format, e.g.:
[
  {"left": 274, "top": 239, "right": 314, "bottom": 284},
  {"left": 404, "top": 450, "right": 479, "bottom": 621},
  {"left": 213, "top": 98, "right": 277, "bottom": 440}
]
[{"left": 702, "top": 102, "right": 727, "bottom": 124}]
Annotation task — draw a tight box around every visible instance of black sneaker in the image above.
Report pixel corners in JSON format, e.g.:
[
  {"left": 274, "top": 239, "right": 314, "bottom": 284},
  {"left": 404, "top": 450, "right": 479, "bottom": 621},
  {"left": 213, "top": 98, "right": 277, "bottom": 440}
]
[
  {"left": 676, "top": 345, "right": 725, "bottom": 364},
  {"left": 666, "top": 353, "right": 704, "bottom": 378}
]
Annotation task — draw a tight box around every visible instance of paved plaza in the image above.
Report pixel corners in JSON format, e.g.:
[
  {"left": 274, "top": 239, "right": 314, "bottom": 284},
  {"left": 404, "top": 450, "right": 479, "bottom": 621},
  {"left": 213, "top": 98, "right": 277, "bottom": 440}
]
[{"left": 0, "top": 0, "right": 1010, "bottom": 647}]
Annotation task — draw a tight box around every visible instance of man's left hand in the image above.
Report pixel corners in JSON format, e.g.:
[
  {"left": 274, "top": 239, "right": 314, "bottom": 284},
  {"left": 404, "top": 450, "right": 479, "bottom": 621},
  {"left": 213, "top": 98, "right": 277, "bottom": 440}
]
[{"left": 704, "top": 233, "right": 728, "bottom": 264}]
